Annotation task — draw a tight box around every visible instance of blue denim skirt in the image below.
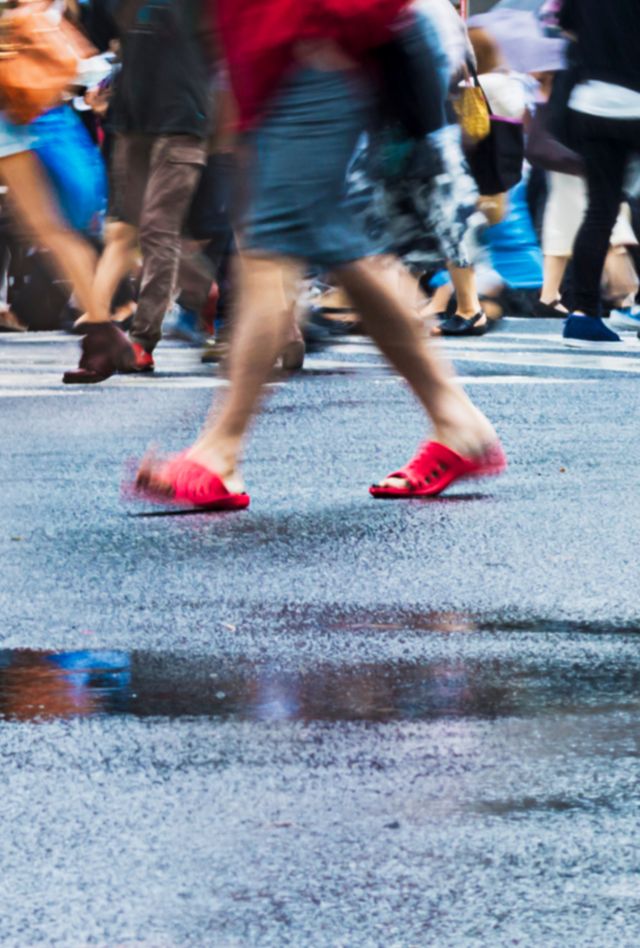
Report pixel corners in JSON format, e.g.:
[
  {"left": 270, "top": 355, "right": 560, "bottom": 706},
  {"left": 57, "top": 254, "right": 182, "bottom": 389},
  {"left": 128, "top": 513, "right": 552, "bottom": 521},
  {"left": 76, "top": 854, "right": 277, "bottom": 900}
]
[
  {"left": 243, "top": 67, "right": 375, "bottom": 268},
  {"left": 32, "top": 105, "right": 107, "bottom": 234}
]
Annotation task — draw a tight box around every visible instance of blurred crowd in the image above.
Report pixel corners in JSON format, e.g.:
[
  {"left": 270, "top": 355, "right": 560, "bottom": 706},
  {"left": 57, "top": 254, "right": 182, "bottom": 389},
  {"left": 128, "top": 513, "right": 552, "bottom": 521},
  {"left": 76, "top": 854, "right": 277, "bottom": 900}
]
[
  {"left": 2, "top": 1, "right": 639, "bottom": 355},
  {"left": 1, "top": 0, "right": 638, "bottom": 507}
]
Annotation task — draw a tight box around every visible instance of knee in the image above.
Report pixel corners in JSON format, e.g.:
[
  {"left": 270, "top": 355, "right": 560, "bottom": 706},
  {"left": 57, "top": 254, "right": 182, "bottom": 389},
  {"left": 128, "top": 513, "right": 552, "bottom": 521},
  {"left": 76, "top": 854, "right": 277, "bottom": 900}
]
[{"left": 106, "top": 221, "right": 138, "bottom": 250}]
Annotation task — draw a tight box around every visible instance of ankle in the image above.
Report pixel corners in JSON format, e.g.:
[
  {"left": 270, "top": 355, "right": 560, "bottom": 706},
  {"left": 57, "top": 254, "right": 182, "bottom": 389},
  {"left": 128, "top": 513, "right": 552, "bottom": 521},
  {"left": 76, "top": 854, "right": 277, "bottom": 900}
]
[
  {"left": 430, "top": 396, "right": 495, "bottom": 450},
  {"left": 188, "top": 438, "right": 240, "bottom": 478}
]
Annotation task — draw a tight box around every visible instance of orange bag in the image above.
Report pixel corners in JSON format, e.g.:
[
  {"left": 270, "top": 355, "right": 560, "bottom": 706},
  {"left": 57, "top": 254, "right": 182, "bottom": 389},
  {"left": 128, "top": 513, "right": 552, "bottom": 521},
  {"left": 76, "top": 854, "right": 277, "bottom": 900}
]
[{"left": 0, "top": 5, "right": 93, "bottom": 125}]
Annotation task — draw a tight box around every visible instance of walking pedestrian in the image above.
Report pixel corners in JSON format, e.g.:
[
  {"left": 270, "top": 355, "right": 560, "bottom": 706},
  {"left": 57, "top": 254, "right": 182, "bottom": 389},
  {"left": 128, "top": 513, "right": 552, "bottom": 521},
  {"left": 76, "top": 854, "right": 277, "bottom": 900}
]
[
  {"left": 0, "top": 1, "right": 134, "bottom": 375},
  {"left": 558, "top": 0, "right": 640, "bottom": 347},
  {"left": 64, "top": 0, "right": 216, "bottom": 381},
  {"left": 132, "top": 0, "right": 506, "bottom": 510}
]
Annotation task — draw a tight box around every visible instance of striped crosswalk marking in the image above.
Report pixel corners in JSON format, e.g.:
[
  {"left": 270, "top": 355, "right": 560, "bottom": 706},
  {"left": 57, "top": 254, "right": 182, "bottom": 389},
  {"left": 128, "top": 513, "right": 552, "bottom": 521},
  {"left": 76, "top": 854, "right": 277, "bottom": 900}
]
[{"left": 0, "top": 320, "right": 638, "bottom": 397}]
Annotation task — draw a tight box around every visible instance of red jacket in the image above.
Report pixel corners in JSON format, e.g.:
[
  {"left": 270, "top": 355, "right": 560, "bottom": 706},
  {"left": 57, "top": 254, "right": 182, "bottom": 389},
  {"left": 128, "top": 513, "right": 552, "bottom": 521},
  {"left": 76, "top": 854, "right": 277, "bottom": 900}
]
[{"left": 217, "top": 0, "right": 410, "bottom": 128}]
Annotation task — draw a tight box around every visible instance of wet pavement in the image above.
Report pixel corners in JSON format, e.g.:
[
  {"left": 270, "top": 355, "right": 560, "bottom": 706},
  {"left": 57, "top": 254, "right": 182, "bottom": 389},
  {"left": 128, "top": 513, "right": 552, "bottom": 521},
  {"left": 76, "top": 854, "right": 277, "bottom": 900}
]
[{"left": 1, "top": 322, "right": 640, "bottom": 945}]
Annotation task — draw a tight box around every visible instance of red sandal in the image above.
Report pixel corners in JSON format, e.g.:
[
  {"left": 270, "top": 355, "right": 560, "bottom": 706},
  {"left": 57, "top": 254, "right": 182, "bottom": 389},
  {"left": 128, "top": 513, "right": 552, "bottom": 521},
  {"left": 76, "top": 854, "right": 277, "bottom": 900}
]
[
  {"left": 370, "top": 440, "right": 507, "bottom": 499},
  {"left": 127, "top": 451, "right": 250, "bottom": 511}
]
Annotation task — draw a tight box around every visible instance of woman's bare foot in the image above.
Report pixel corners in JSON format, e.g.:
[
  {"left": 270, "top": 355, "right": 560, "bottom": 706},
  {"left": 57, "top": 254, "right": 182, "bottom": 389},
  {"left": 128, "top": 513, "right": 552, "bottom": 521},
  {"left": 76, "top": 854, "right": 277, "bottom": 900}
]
[
  {"left": 377, "top": 394, "right": 497, "bottom": 491},
  {"left": 185, "top": 443, "right": 245, "bottom": 495}
]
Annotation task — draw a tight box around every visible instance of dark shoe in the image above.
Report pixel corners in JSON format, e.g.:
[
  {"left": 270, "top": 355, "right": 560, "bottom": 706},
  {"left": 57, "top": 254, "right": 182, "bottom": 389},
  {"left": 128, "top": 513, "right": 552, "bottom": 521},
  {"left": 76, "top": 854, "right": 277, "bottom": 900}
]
[
  {"left": 437, "top": 311, "right": 489, "bottom": 337},
  {"left": 120, "top": 342, "right": 155, "bottom": 373},
  {"left": 0, "top": 309, "right": 27, "bottom": 333},
  {"left": 533, "top": 298, "right": 567, "bottom": 318},
  {"left": 562, "top": 314, "right": 621, "bottom": 348},
  {"left": 111, "top": 314, "right": 135, "bottom": 334},
  {"left": 308, "top": 305, "right": 363, "bottom": 336},
  {"left": 63, "top": 323, "right": 136, "bottom": 384}
]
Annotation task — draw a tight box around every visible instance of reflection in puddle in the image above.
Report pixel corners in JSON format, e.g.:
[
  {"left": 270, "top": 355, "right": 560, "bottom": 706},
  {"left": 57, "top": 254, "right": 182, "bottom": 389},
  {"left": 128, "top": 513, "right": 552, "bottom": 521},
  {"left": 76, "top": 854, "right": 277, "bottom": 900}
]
[
  {"left": 0, "top": 651, "right": 131, "bottom": 721},
  {"left": 1, "top": 645, "right": 639, "bottom": 724},
  {"left": 0, "top": 649, "right": 509, "bottom": 723}
]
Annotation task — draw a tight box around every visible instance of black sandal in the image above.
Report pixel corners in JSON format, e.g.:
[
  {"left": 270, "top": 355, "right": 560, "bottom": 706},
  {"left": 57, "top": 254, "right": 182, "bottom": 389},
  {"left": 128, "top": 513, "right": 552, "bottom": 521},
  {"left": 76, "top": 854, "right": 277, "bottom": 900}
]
[
  {"left": 533, "top": 298, "right": 567, "bottom": 318},
  {"left": 437, "top": 311, "right": 489, "bottom": 337}
]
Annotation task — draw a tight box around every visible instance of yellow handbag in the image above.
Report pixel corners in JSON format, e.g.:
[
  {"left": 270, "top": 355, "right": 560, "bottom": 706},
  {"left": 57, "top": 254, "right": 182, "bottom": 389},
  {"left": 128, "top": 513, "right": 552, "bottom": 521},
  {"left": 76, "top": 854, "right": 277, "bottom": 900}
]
[
  {"left": 454, "top": 68, "right": 491, "bottom": 143},
  {"left": 0, "top": 3, "right": 92, "bottom": 125}
]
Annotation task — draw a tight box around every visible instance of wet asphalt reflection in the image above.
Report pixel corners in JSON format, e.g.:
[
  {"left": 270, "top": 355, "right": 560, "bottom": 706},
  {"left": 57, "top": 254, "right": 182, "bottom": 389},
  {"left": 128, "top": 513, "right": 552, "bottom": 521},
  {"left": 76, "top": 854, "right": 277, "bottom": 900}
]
[
  {"left": 2, "top": 636, "right": 639, "bottom": 724},
  {"left": 4, "top": 329, "right": 640, "bottom": 944}
]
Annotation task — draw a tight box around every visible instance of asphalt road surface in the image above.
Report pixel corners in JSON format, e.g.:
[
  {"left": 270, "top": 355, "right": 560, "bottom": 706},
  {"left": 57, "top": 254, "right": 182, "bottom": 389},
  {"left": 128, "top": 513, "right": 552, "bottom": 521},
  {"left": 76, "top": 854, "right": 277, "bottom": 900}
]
[{"left": 1, "top": 320, "right": 639, "bottom": 946}]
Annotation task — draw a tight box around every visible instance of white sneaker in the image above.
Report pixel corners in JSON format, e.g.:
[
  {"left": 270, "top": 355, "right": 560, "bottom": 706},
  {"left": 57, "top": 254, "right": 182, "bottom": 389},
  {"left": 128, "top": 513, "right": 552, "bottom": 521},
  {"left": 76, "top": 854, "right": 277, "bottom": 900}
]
[{"left": 608, "top": 306, "right": 640, "bottom": 331}]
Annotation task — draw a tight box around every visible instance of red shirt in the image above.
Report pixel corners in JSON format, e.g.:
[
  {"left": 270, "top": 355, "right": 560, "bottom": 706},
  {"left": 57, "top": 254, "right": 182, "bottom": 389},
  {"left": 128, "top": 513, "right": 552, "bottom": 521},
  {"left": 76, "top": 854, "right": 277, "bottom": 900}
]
[{"left": 216, "top": 0, "right": 410, "bottom": 128}]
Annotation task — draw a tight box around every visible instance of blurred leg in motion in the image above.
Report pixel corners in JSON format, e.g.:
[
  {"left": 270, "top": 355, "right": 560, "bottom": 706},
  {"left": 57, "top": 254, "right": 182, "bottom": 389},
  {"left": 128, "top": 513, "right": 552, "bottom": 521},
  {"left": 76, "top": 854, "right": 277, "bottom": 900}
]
[
  {"left": 187, "top": 251, "right": 495, "bottom": 492},
  {"left": 134, "top": 48, "right": 503, "bottom": 505},
  {"left": 189, "top": 255, "right": 304, "bottom": 492},
  {"left": 128, "top": 136, "right": 206, "bottom": 355},
  {"left": 448, "top": 265, "right": 484, "bottom": 321},
  {"left": 541, "top": 255, "right": 570, "bottom": 310},
  {"left": 86, "top": 220, "right": 139, "bottom": 325},
  {"left": 0, "top": 150, "right": 135, "bottom": 383},
  {"left": 0, "top": 151, "right": 97, "bottom": 314},
  {"left": 336, "top": 260, "right": 495, "bottom": 459}
]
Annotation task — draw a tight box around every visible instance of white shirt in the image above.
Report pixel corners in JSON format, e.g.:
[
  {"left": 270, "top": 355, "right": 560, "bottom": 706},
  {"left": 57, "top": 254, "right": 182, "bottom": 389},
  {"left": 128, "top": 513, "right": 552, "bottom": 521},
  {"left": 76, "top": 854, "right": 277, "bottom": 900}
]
[
  {"left": 478, "top": 72, "right": 529, "bottom": 120},
  {"left": 570, "top": 81, "right": 640, "bottom": 119}
]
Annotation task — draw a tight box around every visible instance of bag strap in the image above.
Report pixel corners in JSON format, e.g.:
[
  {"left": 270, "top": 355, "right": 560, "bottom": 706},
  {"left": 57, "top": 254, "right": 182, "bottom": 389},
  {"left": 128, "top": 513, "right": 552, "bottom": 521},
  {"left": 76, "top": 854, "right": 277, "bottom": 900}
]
[{"left": 462, "top": 58, "right": 494, "bottom": 117}]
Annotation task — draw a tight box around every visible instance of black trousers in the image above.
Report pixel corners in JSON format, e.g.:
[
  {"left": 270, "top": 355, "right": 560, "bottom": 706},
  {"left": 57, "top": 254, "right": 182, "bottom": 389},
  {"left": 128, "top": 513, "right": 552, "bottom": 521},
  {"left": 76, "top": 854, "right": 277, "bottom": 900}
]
[{"left": 572, "top": 112, "right": 640, "bottom": 316}]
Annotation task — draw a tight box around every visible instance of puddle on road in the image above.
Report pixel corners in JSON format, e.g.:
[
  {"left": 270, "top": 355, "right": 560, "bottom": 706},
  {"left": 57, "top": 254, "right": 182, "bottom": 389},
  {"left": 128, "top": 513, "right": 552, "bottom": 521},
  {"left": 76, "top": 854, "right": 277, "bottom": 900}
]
[{"left": 1, "top": 648, "right": 639, "bottom": 724}]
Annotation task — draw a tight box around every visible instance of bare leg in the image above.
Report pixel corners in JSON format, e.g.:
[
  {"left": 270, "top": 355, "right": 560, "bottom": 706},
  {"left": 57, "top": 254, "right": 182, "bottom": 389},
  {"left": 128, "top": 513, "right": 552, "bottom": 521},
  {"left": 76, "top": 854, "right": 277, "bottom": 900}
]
[
  {"left": 541, "top": 255, "right": 569, "bottom": 309},
  {"left": 88, "top": 221, "right": 139, "bottom": 324},
  {"left": 448, "top": 264, "right": 483, "bottom": 319},
  {"left": 189, "top": 252, "right": 495, "bottom": 494},
  {"left": 369, "top": 256, "right": 424, "bottom": 321},
  {"left": 0, "top": 152, "right": 97, "bottom": 314},
  {"left": 337, "top": 260, "right": 496, "bottom": 487},
  {"left": 187, "top": 251, "right": 495, "bottom": 493},
  {"left": 336, "top": 258, "right": 495, "bottom": 470},
  {"left": 189, "top": 254, "right": 304, "bottom": 489}
]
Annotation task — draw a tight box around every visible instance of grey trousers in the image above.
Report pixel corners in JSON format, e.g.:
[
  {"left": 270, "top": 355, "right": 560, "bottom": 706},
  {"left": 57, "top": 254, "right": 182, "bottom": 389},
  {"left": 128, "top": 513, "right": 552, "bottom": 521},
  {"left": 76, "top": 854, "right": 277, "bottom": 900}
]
[{"left": 112, "top": 133, "right": 207, "bottom": 351}]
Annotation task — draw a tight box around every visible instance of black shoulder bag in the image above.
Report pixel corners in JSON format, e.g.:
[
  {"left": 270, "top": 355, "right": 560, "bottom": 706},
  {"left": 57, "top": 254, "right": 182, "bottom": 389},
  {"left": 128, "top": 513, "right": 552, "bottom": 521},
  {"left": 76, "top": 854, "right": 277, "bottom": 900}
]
[{"left": 465, "top": 82, "right": 524, "bottom": 195}]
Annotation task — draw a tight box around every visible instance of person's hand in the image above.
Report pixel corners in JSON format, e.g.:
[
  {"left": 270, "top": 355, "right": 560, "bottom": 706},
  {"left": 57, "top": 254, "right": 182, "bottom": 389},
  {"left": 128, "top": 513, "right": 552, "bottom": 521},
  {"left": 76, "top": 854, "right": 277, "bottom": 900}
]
[{"left": 84, "top": 84, "right": 110, "bottom": 116}]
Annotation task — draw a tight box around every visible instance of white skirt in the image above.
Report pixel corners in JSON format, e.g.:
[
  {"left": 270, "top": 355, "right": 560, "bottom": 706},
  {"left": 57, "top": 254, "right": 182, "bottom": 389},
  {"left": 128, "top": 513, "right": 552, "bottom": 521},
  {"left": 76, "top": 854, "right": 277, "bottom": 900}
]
[{"left": 542, "top": 171, "right": 637, "bottom": 256}]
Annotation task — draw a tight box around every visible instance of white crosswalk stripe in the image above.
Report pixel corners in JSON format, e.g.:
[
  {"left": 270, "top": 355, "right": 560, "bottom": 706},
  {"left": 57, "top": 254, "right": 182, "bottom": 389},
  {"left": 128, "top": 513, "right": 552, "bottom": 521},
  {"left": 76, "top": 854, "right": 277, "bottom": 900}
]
[{"left": 0, "top": 319, "right": 638, "bottom": 397}]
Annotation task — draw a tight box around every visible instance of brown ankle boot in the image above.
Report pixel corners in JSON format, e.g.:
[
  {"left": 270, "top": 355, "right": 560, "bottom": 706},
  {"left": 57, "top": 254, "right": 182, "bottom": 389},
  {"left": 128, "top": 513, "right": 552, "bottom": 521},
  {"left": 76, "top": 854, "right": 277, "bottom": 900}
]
[{"left": 63, "top": 322, "right": 136, "bottom": 384}]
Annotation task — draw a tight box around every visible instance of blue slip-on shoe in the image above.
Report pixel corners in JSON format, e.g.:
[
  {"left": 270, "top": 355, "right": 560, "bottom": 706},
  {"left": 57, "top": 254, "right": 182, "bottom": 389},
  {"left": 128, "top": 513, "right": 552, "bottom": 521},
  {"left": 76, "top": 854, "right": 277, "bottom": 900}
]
[
  {"left": 608, "top": 305, "right": 640, "bottom": 331},
  {"left": 562, "top": 314, "right": 621, "bottom": 348}
]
